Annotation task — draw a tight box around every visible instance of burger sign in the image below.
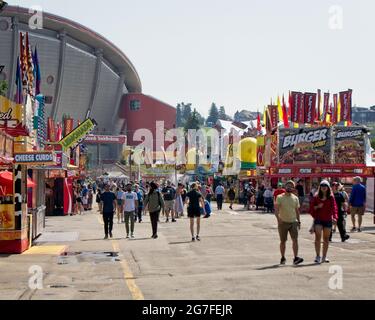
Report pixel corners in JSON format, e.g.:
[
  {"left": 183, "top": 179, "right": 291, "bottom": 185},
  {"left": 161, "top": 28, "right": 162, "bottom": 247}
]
[
  {"left": 334, "top": 127, "right": 365, "bottom": 164},
  {"left": 279, "top": 127, "right": 332, "bottom": 165}
]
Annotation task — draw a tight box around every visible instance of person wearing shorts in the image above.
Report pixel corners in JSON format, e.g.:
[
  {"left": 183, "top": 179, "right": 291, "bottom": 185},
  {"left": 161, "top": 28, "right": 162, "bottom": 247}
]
[
  {"left": 275, "top": 180, "right": 304, "bottom": 266},
  {"left": 310, "top": 181, "right": 338, "bottom": 264},
  {"left": 349, "top": 177, "right": 366, "bottom": 232},
  {"left": 162, "top": 181, "right": 176, "bottom": 223},
  {"left": 185, "top": 183, "right": 206, "bottom": 242}
]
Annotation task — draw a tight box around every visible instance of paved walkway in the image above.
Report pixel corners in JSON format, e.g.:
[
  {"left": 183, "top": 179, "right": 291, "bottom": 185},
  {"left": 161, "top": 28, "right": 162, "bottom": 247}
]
[{"left": 1, "top": 203, "right": 375, "bottom": 300}]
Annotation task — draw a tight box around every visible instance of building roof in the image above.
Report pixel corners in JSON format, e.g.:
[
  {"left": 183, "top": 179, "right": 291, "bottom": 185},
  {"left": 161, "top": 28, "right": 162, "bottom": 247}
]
[{"left": 4, "top": 5, "right": 142, "bottom": 93}]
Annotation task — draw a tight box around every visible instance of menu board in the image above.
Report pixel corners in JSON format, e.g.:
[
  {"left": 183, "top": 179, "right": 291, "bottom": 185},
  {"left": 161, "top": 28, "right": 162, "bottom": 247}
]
[{"left": 334, "top": 127, "right": 365, "bottom": 164}]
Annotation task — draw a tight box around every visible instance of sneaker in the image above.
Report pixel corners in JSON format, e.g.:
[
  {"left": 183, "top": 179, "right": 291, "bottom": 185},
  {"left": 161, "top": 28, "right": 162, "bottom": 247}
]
[
  {"left": 293, "top": 257, "right": 304, "bottom": 266},
  {"left": 139, "top": 220, "right": 142, "bottom": 223},
  {"left": 109, "top": 232, "right": 113, "bottom": 239},
  {"left": 280, "top": 257, "right": 286, "bottom": 265},
  {"left": 351, "top": 227, "right": 356, "bottom": 232},
  {"left": 357, "top": 228, "right": 362, "bottom": 233},
  {"left": 342, "top": 235, "right": 350, "bottom": 242},
  {"left": 153, "top": 235, "right": 158, "bottom": 239},
  {"left": 104, "top": 235, "right": 108, "bottom": 240},
  {"left": 322, "top": 257, "right": 330, "bottom": 263},
  {"left": 196, "top": 235, "right": 201, "bottom": 241},
  {"left": 315, "top": 256, "right": 321, "bottom": 264},
  {"left": 131, "top": 234, "right": 135, "bottom": 239},
  {"left": 192, "top": 237, "right": 195, "bottom": 242},
  {"left": 172, "top": 219, "right": 177, "bottom": 223},
  {"left": 126, "top": 235, "right": 130, "bottom": 239},
  {"left": 166, "top": 219, "right": 169, "bottom": 223}
]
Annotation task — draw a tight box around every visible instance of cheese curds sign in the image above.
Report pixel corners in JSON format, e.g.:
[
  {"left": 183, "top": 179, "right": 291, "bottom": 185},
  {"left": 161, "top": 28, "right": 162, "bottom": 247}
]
[{"left": 58, "top": 118, "right": 97, "bottom": 151}]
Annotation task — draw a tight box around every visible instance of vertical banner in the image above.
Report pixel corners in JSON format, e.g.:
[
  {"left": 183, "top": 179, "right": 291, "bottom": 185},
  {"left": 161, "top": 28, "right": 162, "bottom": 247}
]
[
  {"left": 47, "top": 118, "right": 56, "bottom": 142},
  {"left": 340, "top": 89, "right": 352, "bottom": 122},
  {"left": 268, "top": 105, "right": 279, "bottom": 130},
  {"left": 257, "top": 136, "right": 265, "bottom": 167},
  {"left": 63, "top": 118, "right": 74, "bottom": 137},
  {"left": 332, "top": 94, "right": 338, "bottom": 124},
  {"left": 323, "top": 93, "right": 330, "bottom": 123},
  {"left": 304, "top": 92, "right": 317, "bottom": 124},
  {"left": 290, "top": 91, "right": 304, "bottom": 123}
]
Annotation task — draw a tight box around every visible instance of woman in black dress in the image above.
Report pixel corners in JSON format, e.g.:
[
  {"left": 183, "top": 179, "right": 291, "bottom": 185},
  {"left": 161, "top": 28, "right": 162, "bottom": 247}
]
[{"left": 185, "top": 183, "right": 206, "bottom": 242}]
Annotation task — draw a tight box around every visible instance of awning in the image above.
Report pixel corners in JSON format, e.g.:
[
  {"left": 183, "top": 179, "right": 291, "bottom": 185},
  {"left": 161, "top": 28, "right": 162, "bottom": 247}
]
[{"left": 0, "top": 171, "right": 36, "bottom": 193}]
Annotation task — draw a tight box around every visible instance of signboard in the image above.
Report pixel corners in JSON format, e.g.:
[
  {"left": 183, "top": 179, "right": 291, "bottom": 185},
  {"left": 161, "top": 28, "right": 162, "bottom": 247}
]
[
  {"left": 14, "top": 152, "right": 55, "bottom": 165},
  {"left": 84, "top": 135, "right": 127, "bottom": 144},
  {"left": 0, "top": 96, "right": 29, "bottom": 136},
  {"left": 279, "top": 127, "right": 332, "bottom": 165},
  {"left": 58, "top": 118, "right": 97, "bottom": 151},
  {"left": 334, "top": 126, "right": 365, "bottom": 164},
  {"left": 269, "top": 166, "right": 373, "bottom": 177}
]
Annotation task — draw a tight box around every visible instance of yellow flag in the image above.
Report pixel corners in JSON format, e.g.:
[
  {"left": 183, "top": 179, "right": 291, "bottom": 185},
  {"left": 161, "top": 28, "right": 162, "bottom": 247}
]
[
  {"left": 263, "top": 106, "right": 267, "bottom": 126},
  {"left": 277, "top": 96, "right": 283, "bottom": 123},
  {"left": 337, "top": 98, "right": 341, "bottom": 123}
]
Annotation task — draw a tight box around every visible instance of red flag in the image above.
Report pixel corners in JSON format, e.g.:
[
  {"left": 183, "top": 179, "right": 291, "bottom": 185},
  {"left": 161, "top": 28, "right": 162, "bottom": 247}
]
[
  {"left": 322, "top": 93, "right": 330, "bottom": 123},
  {"left": 317, "top": 89, "right": 321, "bottom": 121},
  {"left": 288, "top": 91, "right": 292, "bottom": 118},
  {"left": 291, "top": 91, "right": 304, "bottom": 123},
  {"left": 304, "top": 93, "right": 317, "bottom": 124},
  {"left": 257, "top": 111, "right": 262, "bottom": 132},
  {"left": 340, "top": 89, "right": 352, "bottom": 122},
  {"left": 282, "top": 95, "right": 289, "bottom": 128},
  {"left": 347, "top": 89, "right": 353, "bottom": 125}
]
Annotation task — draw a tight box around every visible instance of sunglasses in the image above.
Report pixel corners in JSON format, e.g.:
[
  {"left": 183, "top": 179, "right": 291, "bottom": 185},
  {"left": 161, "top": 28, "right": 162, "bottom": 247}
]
[{"left": 321, "top": 185, "right": 329, "bottom": 188}]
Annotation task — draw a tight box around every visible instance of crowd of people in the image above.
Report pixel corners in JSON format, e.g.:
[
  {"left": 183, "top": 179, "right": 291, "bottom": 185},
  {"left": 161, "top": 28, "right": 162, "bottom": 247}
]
[
  {"left": 94, "top": 179, "right": 213, "bottom": 241},
  {"left": 71, "top": 175, "right": 368, "bottom": 266}
]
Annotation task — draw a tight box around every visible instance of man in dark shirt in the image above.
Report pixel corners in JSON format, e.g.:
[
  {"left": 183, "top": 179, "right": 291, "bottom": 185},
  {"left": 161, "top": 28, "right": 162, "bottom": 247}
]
[
  {"left": 162, "top": 181, "right": 177, "bottom": 223},
  {"left": 100, "top": 184, "right": 117, "bottom": 239},
  {"left": 331, "top": 182, "right": 350, "bottom": 242}
]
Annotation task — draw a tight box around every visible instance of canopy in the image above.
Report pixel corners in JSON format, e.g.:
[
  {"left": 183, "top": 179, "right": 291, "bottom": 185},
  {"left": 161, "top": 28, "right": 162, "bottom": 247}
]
[{"left": 0, "top": 171, "right": 35, "bottom": 195}]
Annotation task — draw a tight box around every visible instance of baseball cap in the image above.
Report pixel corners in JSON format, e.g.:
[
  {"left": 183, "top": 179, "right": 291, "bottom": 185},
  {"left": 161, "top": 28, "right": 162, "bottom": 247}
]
[
  {"left": 285, "top": 180, "right": 295, "bottom": 188},
  {"left": 320, "top": 180, "right": 330, "bottom": 187}
]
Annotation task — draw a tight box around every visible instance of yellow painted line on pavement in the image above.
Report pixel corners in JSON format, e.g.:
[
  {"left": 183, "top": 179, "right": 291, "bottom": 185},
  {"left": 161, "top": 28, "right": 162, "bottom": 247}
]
[
  {"left": 111, "top": 240, "right": 144, "bottom": 300},
  {"left": 23, "top": 245, "right": 67, "bottom": 255}
]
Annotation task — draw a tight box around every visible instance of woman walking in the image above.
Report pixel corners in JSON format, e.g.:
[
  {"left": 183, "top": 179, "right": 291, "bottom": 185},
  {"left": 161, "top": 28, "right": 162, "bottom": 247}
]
[
  {"left": 228, "top": 186, "right": 236, "bottom": 210},
  {"left": 144, "top": 182, "right": 164, "bottom": 239},
  {"left": 310, "top": 180, "right": 338, "bottom": 264},
  {"left": 186, "top": 183, "right": 206, "bottom": 242}
]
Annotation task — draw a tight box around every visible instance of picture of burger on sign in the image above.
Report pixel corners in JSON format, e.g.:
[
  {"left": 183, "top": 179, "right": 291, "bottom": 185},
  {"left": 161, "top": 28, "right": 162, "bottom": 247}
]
[
  {"left": 279, "top": 127, "right": 332, "bottom": 165},
  {"left": 334, "top": 127, "right": 365, "bottom": 164}
]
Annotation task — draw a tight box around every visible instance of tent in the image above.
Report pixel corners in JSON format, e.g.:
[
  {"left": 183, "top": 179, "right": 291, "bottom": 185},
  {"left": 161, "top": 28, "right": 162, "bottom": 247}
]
[{"left": 0, "top": 171, "right": 35, "bottom": 195}]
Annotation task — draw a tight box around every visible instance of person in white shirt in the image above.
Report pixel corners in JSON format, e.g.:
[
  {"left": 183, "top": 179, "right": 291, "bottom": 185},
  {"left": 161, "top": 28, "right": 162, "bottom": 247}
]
[{"left": 122, "top": 184, "right": 138, "bottom": 239}]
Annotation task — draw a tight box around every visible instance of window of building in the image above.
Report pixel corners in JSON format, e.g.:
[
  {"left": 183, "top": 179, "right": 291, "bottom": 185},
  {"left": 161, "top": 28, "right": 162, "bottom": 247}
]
[{"left": 130, "top": 100, "right": 141, "bottom": 111}]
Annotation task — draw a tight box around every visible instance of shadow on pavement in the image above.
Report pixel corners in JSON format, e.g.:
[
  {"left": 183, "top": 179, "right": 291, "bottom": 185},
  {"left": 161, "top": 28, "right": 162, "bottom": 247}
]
[
  {"left": 257, "top": 263, "right": 320, "bottom": 270},
  {"left": 169, "top": 241, "right": 195, "bottom": 245}
]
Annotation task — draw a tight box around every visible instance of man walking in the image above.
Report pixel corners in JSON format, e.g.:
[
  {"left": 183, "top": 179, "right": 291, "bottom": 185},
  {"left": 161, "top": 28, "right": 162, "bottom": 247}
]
[
  {"left": 331, "top": 182, "right": 350, "bottom": 242},
  {"left": 135, "top": 184, "right": 144, "bottom": 223},
  {"left": 215, "top": 183, "right": 225, "bottom": 211},
  {"left": 122, "top": 183, "right": 138, "bottom": 239},
  {"left": 275, "top": 180, "right": 304, "bottom": 266},
  {"left": 100, "top": 184, "right": 116, "bottom": 240},
  {"left": 350, "top": 177, "right": 366, "bottom": 232},
  {"left": 162, "top": 181, "right": 176, "bottom": 223}
]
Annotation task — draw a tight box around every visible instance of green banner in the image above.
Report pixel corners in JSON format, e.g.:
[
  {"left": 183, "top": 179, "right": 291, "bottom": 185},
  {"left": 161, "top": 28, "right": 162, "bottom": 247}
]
[{"left": 59, "top": 118, "right": 97, "bottom": 151}]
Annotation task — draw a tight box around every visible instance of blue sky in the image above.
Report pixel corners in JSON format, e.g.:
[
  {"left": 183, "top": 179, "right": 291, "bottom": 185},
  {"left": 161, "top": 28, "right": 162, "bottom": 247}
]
[{"left": 13, "top": 0, "right": 375, "bottom": 117}]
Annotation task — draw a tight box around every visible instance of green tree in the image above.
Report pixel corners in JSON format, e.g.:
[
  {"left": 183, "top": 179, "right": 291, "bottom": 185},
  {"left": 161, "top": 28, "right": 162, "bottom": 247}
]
[
  {"left": 182, "top": 103, "right": 192, "bottom": 122},
  {"left": 184, "top": 109, "right": 201, "bottom": 131},
  {"left": 206, "top": 103, "right": 219, "bottom": 127},
  {"left": 176, "top": 104, "right": 183, "bottom": 127},
  {"left": 219, "top": 106, "right": 227, "bottom": 120},
  {"left": 0, "top": 80, "right": 8, "bottom": 97}
]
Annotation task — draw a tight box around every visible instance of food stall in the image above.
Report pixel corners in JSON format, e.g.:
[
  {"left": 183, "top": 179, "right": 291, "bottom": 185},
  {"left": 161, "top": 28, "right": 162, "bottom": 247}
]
[{"left": 266, "top": 126, "right": 374, "bottom": 213}]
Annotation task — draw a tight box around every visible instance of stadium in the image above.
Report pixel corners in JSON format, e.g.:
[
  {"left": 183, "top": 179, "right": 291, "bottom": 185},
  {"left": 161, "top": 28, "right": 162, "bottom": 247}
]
[{"left": 0, "top": 5, "right": 175, "bottom": 164}]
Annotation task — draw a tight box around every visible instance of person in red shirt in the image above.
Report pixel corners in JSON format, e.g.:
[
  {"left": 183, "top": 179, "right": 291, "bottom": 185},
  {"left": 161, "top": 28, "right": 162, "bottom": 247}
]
[
  {"left": 274, "top": 182, "right": 286, "bottom": 203},
  {"left": 310, "top": 180, "right": 338, "bottom": 264}
]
